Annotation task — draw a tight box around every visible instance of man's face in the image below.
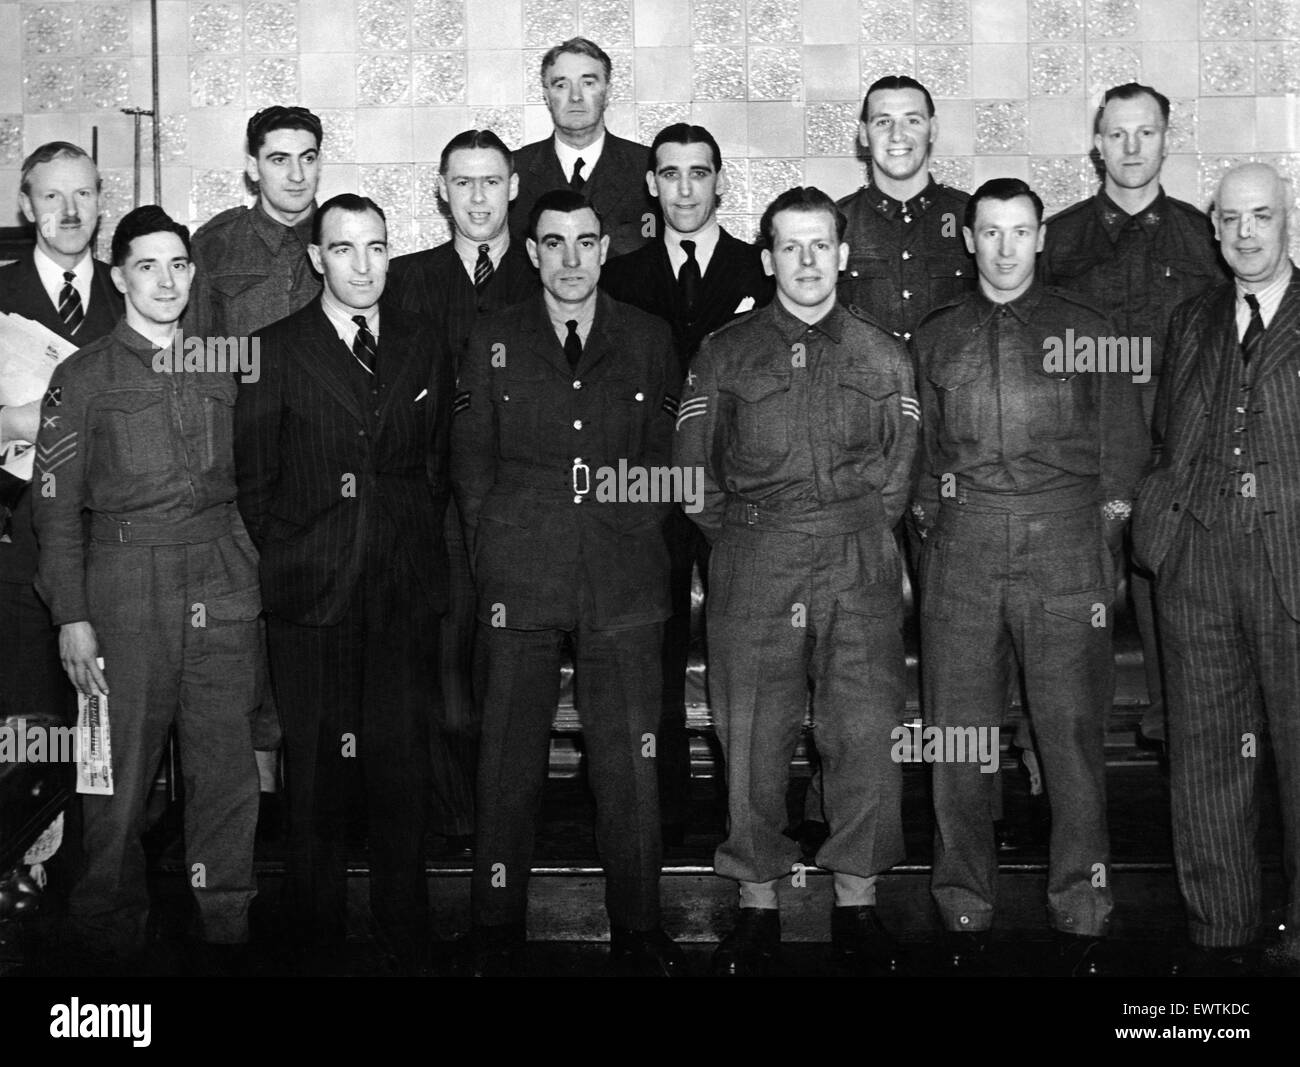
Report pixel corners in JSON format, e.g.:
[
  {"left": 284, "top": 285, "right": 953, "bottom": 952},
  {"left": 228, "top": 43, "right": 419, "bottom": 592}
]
[
  {"left": 1215, "top": 167, "right": 1293, "bottom": 289},
  {"left": 543, "top": 52, "right": 609, "bottom": 141},
  {"left": 20, "top": 155, "right": 100, "bottom": 266},
  {"left": 859, "top": 88, "right": 936, "bottom": 187},
  {"left": 111, "top": 231, "right": 194, "bottom": 327},
  {"left": 964, "top": 195, "right": 1045, "bottom": 303},
  {"left": 307, "top": 207, "right": 388, "bottom": 311},
  {"left": 438, "top": 147, "right": 518, "bottom": 243},
  {"left": 647, "top": 141, "right": 726, "bottom": 236},
  {"left": 761, "top": 207, "right": 848, "bottom": 314},
  {"left": 247, "top": 127, "right": 321, "bottom": 225},
  {"left": 1095, "top": 93, "right": 1167, "bottom": 194},
  {"left": 527, "top": 207, "right": 608, "bottom": 305}
]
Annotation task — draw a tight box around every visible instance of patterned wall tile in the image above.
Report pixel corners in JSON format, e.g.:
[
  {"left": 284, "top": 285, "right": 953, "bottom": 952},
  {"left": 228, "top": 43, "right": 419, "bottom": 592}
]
[
  {"left": 917, "top": 45, "right": 971, "bottom": 97},
  {"left": 190, "top": 2, "right": 243, "bottom": 53},
  {"left": 359, "top": 0, "right": 411, "bottom": 49},
  {"left": 97, "top": 168, "right": 133, "bottom": 224},
  {"left": 748, "top": 46, "right": 802, "bottom": 100},
  {"left": 1030, "top": 44, "right": 1085, "bottom": 95},
  {"left": 245, "top": 2, "right": 300, "bottom": 53},
  {"left": 1087, "top": 44, "right": 1140, "bottom": 96},
  {"left": 473, "top": 106, "right": 524, "bottom": 148},
  {"left": 24, "top": 60, "right": 77, "bottom": 111},
  {"left": 1167, "top": 98, "right": 1198, "bottom": 153},
  {"left": 193, "top": 169, "right": 247, "bottom": 222},
  {"left": 579, "top": 0, "right": 633, "bottom": 46},
  {"left": 246, "top": 57, "right": 299, "bottom": 109},
  {"left": 859, "top": 0, "right": 913, "bottom": 41},
  {"left": 607, "top": 47, "right": 634, "bottom": 102},
  {"left": 914, "top": 0, "right": 972, "bottom": 41},
  {"left": 692, "top": 46, "right": 746, "bottom": 99},
  {"left": 413, "top": 0, "right": 466, "bottom": 48},
  {"left": 1199, "top": 0, "right": 1255, "bottom": 37},
  {"left": 1256, "top": 42, "right": 1300, "bottom": 94},
  {"left": 1198, "top": 153, "right": 1250, "bottom": 206},
  {"left": 360, "top": 162, "right": 413, "bottom": 216},
  {"left": 522, "top": 48, "right": 547, "bottom": 95},
  {"left": 415, "top": 216, "right": 453, "bottom": 249},
  {"left": 157, "top": 113, "right": 189, "bottom": 162},
  {"left": 636, "top": 102, "right": 692, "bottom": 144},
  {"left": 721, "top": 157, "right": 750, "bottom": 212},
  {"left": 1256, "top": 0, "right": 1300, "bottom": 37},
  {"left": 717, "top": 212, "right": 757, "bottom": 241},
  {"left": 320, "top": 109, "right": 357, "bottom": 161},
  {"left": 974, "top": 100, "right": 1028, "bottom": 153},
  {"left": 414, "top": 52, "right": 467, "bottom": 105},
  {"left": 1029, "top": 0, "right": 1084, "bottom": 39},
  {"left": 1201, "top": 42, "right": 1255, "bottom": 94},
  {"left": 805, "top": 101, "right": 859, "bottom": 155},
  {"left": 748, "top": 0, "right": 802, "bottom": 42},
  {"left": 749, "top": 157, "right": 804, "bottom": 208},
  {"left": 358, "top": 54, "right": 411, "bottom": 105},
  {"left": 0, "top": 115, "right": 23, "bottom": 166},
  {"left": 386, "top": 217, "right": 416, "bottom": 257},
  {"left": 692, "top": 0, "right": 745, "bottom": 44},
  {"left": 1086, "top": 0, "right": 1138, "bottom": 37},
  {"left": 1031, "top": 155, "right": 1092, "bottom": 213},
  {"left": 80, "top": 59, "right": 130, "bottom": 110},
  {"left": 930, "top": 154, "right": 974, "bottom": 191},
  {"left": 190, "top": 56, "right": 242, "bottom": 107},
  {"left": 861, "top": 45, "right": 916, "bottom": 83},
  {"left": 23, "top": 4, "right": 77, "bottom": 55},
  {"left": 414, "top": 163, "right": 443, "bottom": 215},
  {"left": 80, "top": 3, "right": 132, "bottom": 55},
  {"left": 524, "top": 0, "right": 577, "bottom": 47}
]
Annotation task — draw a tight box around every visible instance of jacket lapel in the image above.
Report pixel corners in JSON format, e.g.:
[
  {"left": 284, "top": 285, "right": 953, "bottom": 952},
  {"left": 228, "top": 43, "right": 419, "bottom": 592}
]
[
  {"left": 10, "top": 255, "right": 65, "bottom": 337},
  {"left": 374, "top": 312, "right": 426, "bottom": 432},
  {"left": 295, "top": 303, "right": 366, "bottom": 425},
  {"left": 579, "top": 292, "right": 623, "bottom": 377},
  {"left": 1195, "top": 285, "right": 1238, "bottom": 411},
  {"left": 1249, "top": 271, "right": 1300, "bottom": 386}
]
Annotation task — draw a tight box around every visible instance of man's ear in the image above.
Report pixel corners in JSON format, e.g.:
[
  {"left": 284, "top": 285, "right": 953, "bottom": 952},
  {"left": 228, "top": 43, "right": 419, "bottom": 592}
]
[
  {"left": 645, "top": 170, "right": 656, "bottom": 199},
  {"left": 837, "top": 242, "right": 849, "bottom": 272},
  {"left": 1035, "top": 222, "right": 1046, "bottom": 255},
  {"left": 508, "top": 172, "right": 520, "bottom": 202},
  {"left": 245, "top": 154, "right": 260, "bottom": 187},
  {"left": 435, "top": 175, "right": 448, "bottom": 205},
  {"left": 858, "top": 121, "right": 870, "bottom": 149},
  {"left": 962, "top": 226, "right": 975, "bottom": 255},
  {"left": 760, "top": 248, "right": 774, "bottom": 278},
  {"left": 307, "top": 244, "right": 324, "bottom": 275},
  {"left": 110, "top": 264, "right": 127, "bottom": 295},
  {"left": 928, "top": 114, "right": 940, "bottom": 151},
  {"left": 526, "top": 237, "right": 540, "bottom": 269},
  {"left": 598, "top": 233, "right": 610, "bottom": 265},
  {"left": 18, "top": 192, "right": 35, "bottom": 225}
]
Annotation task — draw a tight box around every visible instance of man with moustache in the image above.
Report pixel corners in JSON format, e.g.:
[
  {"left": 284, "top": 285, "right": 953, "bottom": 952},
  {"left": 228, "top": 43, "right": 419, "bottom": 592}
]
[
  {"left": 31, "top": 205, "right": 260, "bottom": 970},
  {"left": 0, "top": 142, "right": 121, "bottom": 731},
  {"left": 234, "top": 195, "right": 450, "bottom": 973},
  {"left": 674, "top": 187, "right": 918, "bottom": 976},
  {"left": 913, "top": 179, "right": 1146, "bottom": 975},
  {"left": 1132, "top": 163, "right": 1300, "bottom": 975},
  {"left": 600, "top": 123, "right": 773, "bottom": 843},
  {"left": 386, "top": 129, "right": 539, "bottom": 858},
  {"left": 454, "top": 190, "right": 683, "bottom": 976},
  {"left": 1043, "top": 83, "right": 1225, "bottom": 748},
  {"left": 509, "top": 37, "right": 653, "bottom": 258}
]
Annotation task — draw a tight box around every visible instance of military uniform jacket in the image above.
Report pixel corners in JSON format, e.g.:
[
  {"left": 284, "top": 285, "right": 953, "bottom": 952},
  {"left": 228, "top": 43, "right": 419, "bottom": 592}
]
[
  {"left": 451, "top": 291, "right": 677, "bottom": 631},
  {"left": 673, "top": 299, "right": 920, "bottom": 543},
  {"left": 31, "top": 320, "right": 256, "bottom": 626},
  {"left": 185, "top": 202, "right": 321, "bottom": 340},
  {"left": 1133, "top": 270, "right": 1300, "bottom": 618}
]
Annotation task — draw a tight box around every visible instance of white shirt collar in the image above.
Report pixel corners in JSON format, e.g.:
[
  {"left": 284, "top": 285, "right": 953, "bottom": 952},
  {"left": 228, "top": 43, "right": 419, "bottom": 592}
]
[
  {"left": 320, "top": 290, "right": 379, "bottom": 348},
  {"left": 664, "top": 220, "right": 721, "bottom": 278},
  {"left": 1236, "top": 260, "right": 1294, "bottom": 332},
  {"left": 34, "top": 245, "right": 93, "bottom": 310},
  {"left": 554, "top": 131, "right": 605, "bottom": 185},
  {"left": 453, "top": 230, "right": 511, "bottom": 281}
]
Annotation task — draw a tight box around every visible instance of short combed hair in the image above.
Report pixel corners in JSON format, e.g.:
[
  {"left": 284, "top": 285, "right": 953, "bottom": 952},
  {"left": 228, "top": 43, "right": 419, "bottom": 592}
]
[
  {"left": 246, "top": 105, "right": 323, "bottom": 156},
  {"left": 649, "top": 123, "right": 722, "bottom": 174},
  {"left": 439, "top": 129, "right": 514, "bottom": 176},
  {"left": 20, "top": 141, "right": 98, "bottom": 196},
  {"left": 527, "top": 188, "right": 603, "bottom": 241},
  {"left": 540, "top": 36, "right": 612, "bottom": 84},
  {"left": 758, "top": 187, "right": 846, "bottom": 250},
  {"left": 110, "top": 205, "right": 191, "bottom": 266},
  {"left": 963, "top": 178, "right": 1045, "bottom": 230},
  {"left": 1094, "top": 82, "right": 1171, "bottom": 135},
  {"left": 860, "top": 75, "right": 935, "bottom": 122},
  {"left": 311, "top": 193, "right": 386, "bottom": 246}
]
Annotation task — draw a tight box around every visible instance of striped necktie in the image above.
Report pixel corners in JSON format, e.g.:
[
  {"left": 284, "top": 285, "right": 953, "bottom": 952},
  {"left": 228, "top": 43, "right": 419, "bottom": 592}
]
[
  {"left": 58, "top": 271, "right": 84, "bottom": 335},
  {"left": 1241, "top": 293, "right": 1264, "bottom": 365},
  {"left": 474, "top": 244, "right": 494, "bottom": 290},
  {"left": 352, "top": 314, "right": 377, "bottom": 375}
]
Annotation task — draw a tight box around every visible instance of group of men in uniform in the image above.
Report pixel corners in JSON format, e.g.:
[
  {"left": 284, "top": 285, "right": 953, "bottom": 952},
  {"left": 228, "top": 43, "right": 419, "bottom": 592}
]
[{"left": 2, "top": 33, "right": 1297, "bottom": 979}]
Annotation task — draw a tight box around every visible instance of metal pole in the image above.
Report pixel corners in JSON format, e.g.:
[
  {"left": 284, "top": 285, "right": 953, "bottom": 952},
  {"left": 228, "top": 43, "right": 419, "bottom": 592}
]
[
  {"left": 150, "top": 0, "right": 162, "bottom": 206},
  {"left": 121, "top": 107, "right": 151, "bottom": 208}
]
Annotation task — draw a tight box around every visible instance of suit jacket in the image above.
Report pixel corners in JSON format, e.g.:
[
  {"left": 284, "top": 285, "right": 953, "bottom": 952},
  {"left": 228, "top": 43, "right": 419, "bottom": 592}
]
[
  {"left": 1132, "top": 269, "right": 1300, "bottom": 617},
  {"left": 599, "top": 227, "right": 774, "bottom": 374},
  {"left": 452, "top": 291, "right": 676, "bottom": 630},
  {"left": 234, "top": 301, "right": 452, "bottom": 626},
  {"left": 0, "top": 252, "right": 122, "bottom": 583},
  {"left": 509, "top": 132, "right": 655, "bottom": 258}
]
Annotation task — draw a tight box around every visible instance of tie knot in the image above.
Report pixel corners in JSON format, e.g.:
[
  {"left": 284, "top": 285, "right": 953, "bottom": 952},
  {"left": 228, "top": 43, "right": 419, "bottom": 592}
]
[
  {"left": 681, "top": 239, "right": 696, "bottom": 259},
  {"left": 573, "top": 158, "right": 585, "bottom": 178},
  {"left": 1245, "top": 293, "right": 1261, "bottom": 313},
  {"left": 478, "top": 243, "right": 490, "bottom": 256},
  {"left": 63, "top": 271, "right": 76, "bottom": 283},
  {"left": 352, "top": 314, "right": 369, "bottom": 329},
  {"left": 565, "top": 319, "right": 579, "bottom": 335}
]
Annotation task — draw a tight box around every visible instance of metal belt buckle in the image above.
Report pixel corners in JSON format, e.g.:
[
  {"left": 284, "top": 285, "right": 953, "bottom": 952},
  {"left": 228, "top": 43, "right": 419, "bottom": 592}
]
[
  {"left": 117, "top": 521, "right": 131, "bottom": 543},
  {"left": 572, "top": 459, "right": 590, "bottom": 496},
  {"left": 745, "top": 503, "right": 758, "bottom": 525}
]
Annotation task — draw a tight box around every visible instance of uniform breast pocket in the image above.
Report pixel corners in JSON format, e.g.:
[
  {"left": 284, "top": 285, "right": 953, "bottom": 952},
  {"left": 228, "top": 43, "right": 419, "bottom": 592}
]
[
  {"left": 199, "top": 386, "right": 236, "bottom": 472},
  {"left": 843, "top": 254, "right": 890, "bottom": 303},
  {"left": 924, "top": 253, "right": 973, "bottom": 308},
  {"left": 837, "top": 367, "right": 896, "bottom": 452},
  {"left": 927, "top": 355, "right": 984, "bottom": 444},
  {"left": 721, "top": 372, "right": 793, "bottom": 457},
  {"left": 496, "top": 377, "right": 546, "bottom": 461},
  {"left": 92, "top": 390, "right": 173, "bottom": 475},
  {"left": 1027, "top": 363, "right": 1089, "bottom": 440},
  {"left": 599, "top": 378, "right": 648, "bottom": 459},
  {"left": 1153, "top": 258, "right": 1216, "bottom": 306}
]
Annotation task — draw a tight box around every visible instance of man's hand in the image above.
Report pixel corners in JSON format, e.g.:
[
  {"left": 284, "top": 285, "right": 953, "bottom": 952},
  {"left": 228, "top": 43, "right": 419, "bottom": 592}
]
[
  {"left": 0, "top": 399, "right": 41, "bottom": 446},
  {"left": 59, "top": 621, "right": 108, "bottom": 696}
]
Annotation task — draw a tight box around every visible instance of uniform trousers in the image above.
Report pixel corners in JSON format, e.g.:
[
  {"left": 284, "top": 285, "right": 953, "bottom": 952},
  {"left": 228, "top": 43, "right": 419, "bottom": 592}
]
[
  {"left": 471, "top": 620, "right": 664, "bottom": 930},
  {"left": 924, "top": 500, "right": 1114, "bottom": 936},
  {"left": 1158, "top": 518, "right": 1300, "bottom": 948}
]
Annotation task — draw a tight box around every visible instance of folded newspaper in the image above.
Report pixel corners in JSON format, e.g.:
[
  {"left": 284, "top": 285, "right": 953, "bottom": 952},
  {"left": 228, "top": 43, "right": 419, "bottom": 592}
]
[
  {"left": 76, "top": 660, "right": 113, "bottom": 795},
  {"left": 0, "top": 311, "right": 79, "bottom": 481}
]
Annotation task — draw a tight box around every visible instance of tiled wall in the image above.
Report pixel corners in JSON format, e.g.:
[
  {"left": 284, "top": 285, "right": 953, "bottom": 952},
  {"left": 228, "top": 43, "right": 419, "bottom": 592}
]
[{"left": 1, "top": 0, "right": 1297, "bottom": 257}]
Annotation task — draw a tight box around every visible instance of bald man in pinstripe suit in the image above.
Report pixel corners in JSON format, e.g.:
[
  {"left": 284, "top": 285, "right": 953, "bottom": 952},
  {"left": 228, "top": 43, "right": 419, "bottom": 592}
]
[{"left": 1133, "top": 163, "right": 1300, "bottom": 975}]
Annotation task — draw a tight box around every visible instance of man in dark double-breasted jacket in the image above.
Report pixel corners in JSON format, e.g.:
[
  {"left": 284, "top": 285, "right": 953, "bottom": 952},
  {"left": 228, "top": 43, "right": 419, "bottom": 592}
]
[
  {"left": 234, "top": 193, "right": 451, "bottom": 974},
  {"left": 453, "top": 189, "right": 684, "bottom": 977}
]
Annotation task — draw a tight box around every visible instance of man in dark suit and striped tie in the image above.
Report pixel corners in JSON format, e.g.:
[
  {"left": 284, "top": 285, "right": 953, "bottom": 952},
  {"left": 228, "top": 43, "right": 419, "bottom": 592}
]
[
  {"left": 1132, "top": 162, "right": 1300, "bottom": 975},
  {"left": 234, "top": 194, "right": 451, "bottom": 974}
]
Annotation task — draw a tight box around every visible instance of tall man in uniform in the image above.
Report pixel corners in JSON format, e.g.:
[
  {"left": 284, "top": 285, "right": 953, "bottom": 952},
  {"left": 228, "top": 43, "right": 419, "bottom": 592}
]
[
  {"left": 1043, "top": 82, "right": 1225, "bottom": 747},
  {"left": 913, "top": 179, "right": 1147, "bottom": 975},
  {"left": 186, "top": 105, "right": 326, "bottom": 808},
  {"left": 234, "top": 194, "right": 450, "bottom": 973},
  {"left": 454, "top": 190, "right": 684, "bottom": 976},
  {"left": 32, "top": 206, "right": 260, "bottom": 968},
  {"left": 675, "top": 187, "right": 919, "bottom": 976},
  {"left": 386, "top": 130, "right": 539, "bottom": 855},
  {"left": 509, "top": 37, "right": 652, "bottom": 258},
  {"left": 1132, "top": 163, "right": 1300, "bottom": 975},
  {"left": 600, "top": 123, "right": 773, "bottom": 843}
]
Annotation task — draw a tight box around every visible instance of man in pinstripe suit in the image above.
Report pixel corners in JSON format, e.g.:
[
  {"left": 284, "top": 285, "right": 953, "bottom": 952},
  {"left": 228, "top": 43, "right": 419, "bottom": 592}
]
[{"left": 1132, "top": 162, "right": 1300, "bottom": 975}]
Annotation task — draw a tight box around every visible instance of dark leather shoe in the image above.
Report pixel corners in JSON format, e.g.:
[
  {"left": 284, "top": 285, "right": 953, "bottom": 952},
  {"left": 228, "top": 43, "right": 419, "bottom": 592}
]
[
  {"left": 469, "top": 922, "right": 525, "bottom": 977},
  {"left": 830, "top": 905, "right": 904, "bottom": 974},
  {"left": 944, "top": 930, "right": 992, "bottom": 973},
  {"left": 609, "top": 925, "right": 688, "bottom": 976},
  {"left": 1057, "top": 932, "right": 1107, "bottom": 976},
  {"left": 711, "top": 908, "right": 780, "bottom": 977}
]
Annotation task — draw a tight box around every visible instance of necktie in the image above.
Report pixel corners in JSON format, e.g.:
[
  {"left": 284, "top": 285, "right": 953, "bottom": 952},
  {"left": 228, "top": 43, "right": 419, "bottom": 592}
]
[
  {"left": 570, "top": 158, "right": 586, "bottom": 191},
  {"left": 1241, "top": 292, "right": 1264, "bottom": 365},
  {"left": 678, "top": 239, "right": 701, "bottom": 317},
  {"left": 352, "top": 314, "right": 377, "bottom": 375},
  {"left": 474, "top": 243, "right": 494, "bottom": 290},
  {"left": 58, "top": 271, "right": 84, "bottom": 335},
  {"left": 564, "top": 319, "right": 582, "bottom": 369}
]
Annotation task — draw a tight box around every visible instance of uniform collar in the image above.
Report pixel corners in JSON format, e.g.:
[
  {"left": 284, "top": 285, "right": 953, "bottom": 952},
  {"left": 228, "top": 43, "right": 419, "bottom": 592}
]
[
  {"left": 972, "top": 282, "right": 1044, "bottom": 327},
  {"left": 111, "top": 318, "right": 172, "bottom": 367},
  {"left": 768, "top": 297, "right": 844, "bottom": 343},
  {"left": 1095, "top": 188, "right": 1166, "bottom": 242},
  {"left": 865, "top": 176, "right": 942, "bottom": 223},
  {"left": 251, "top": 198, "right": 316, "bottom": 252}
]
